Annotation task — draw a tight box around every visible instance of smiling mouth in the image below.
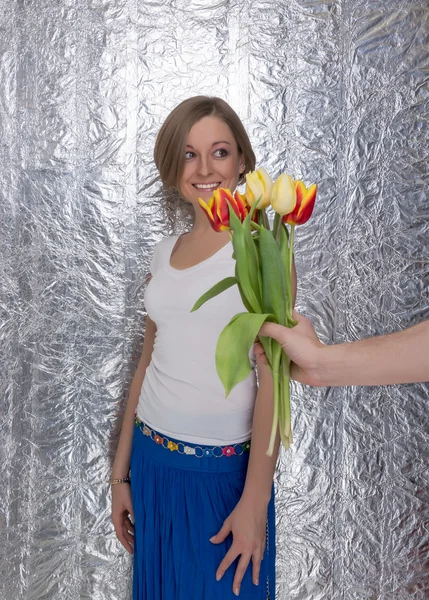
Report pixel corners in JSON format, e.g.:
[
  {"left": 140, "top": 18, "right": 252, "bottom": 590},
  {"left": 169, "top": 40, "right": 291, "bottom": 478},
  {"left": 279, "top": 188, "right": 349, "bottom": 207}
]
[{"left": 193, "top": 182, "right": 221, "bottom": 191}]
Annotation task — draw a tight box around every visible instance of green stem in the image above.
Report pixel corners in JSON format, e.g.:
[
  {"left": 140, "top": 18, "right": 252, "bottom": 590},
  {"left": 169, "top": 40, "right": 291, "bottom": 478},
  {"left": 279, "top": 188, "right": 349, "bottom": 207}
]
[
  {"left": 261, "top": 209, "right": 269, "bottom": 230},
  {"left": 278, "top": 362, "right": 286, "bottom": 448},
  {"left": 266, "top": 342, "right": 281, "bottom": 456},
  {"left": 284, "top": 224, "right": 295, "bottom": 326},
  {"left": 282, "top": 354, "right": 292, "bottom": 448},
  {"left": 289, "top": 224, "right": 295, "bottom": 277},
  {"left": 258, "top": 335, "right": 273, "bottom": 370},
  {"left": 275, "top": 214, "right": 282, "bottom": 243}
]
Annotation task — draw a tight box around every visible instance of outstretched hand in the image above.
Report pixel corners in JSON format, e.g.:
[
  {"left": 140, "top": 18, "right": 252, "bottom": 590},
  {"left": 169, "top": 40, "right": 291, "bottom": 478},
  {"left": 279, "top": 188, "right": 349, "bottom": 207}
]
[{"left": 257, "top": 311, "right": 325, "bottom": 386}]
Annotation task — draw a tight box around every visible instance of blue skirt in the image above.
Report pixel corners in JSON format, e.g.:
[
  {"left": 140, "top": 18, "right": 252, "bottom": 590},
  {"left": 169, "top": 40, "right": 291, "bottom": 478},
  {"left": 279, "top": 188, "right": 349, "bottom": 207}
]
[{"left": 130, "top": 422, "right": 276, "bottom": 599}]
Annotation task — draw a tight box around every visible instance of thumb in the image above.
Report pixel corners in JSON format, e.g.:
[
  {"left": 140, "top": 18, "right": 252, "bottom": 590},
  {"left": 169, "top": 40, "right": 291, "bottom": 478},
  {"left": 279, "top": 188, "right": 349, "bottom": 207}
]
[
  {"left": 260, "top": 322, "right": 288, "bottom": 345},
  {"left": 210, "top": 520, "right": 231, "bottom": 544}
]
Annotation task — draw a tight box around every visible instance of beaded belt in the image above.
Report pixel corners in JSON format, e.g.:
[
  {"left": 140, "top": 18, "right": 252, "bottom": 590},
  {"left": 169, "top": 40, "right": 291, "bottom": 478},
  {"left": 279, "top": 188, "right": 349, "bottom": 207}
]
[{"left": 134, "top": 416, "right": 251, "bottom": 458}]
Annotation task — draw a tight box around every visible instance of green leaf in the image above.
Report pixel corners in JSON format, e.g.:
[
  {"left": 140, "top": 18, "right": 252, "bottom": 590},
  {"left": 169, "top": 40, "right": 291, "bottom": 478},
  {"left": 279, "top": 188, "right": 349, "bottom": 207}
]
[
  {"left": 191, "top": 277, "right": 238, "bottom": 312},
  {"left": 216, "top": 312, "right": 277, "bottom": 396},
  {"left": 237, "top": 285, "right": 253, "bottom": 313},
  {"left": 259, "top": 227, "right": 287, "bottom": 325},
  {"left": 242, "top": 211, "right": 263, "bottom": 309},
  {"left": 229, "top": 206, "right": 262, "bottom": 313}
]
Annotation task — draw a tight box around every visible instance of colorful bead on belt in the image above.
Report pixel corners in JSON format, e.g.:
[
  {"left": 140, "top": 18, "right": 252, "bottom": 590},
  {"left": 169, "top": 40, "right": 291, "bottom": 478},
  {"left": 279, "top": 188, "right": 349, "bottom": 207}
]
[{"left": 134, "top": 415, "right": 251, "bottom": 458}]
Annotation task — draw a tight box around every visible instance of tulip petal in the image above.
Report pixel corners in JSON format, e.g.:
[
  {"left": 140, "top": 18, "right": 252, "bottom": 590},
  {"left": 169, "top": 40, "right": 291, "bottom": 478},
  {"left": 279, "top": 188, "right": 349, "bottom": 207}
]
[
  {"left": 294, "top": 180, "right": 307, "bottom": 206},
  {"left": 198, "top": 197, "right": 216, "bottom": 224},
  {"left": 234, "top": 190, "right": 248, "bottom": 222},
  {"left": 283, "top": 180, "right": 317, "bottom": 225},
  {"left": 216, "top": 188, "right": 233, "bottom": 226},
  {"left": 271, "top": 173, "right": 297, "bottom": 216},
  {"left": 245, "top": 172, "right": 259, "bottom": 207},
  {"left": 199, "top": 196, "right": 225, "bottom": 232},
  {"left": 245, "top": 168, "right": 272, "bottom": 209},
  {"left": 285, "top": 182, "right": 317, "bottom": 225},
  {"left": 296, "top": 183, "right": 317, "bottom": 224}
]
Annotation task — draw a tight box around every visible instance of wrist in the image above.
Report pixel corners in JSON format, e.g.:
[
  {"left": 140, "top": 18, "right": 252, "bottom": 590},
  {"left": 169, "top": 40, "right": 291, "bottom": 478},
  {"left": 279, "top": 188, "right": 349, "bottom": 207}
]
[
  {"left": 257, "top": 367, "right": 274, "bottom": 390},
  {"left": 241, "top": 486, "right": 271, "bottom": 511},
  {"left": 111, "top": 465, "right": 130, "bottom": 480},
  {"left": 312, "top": 344, "right": 346, "bottom": 387},
  {"left": 110, "top": 477, "right": 131, "bottom": 485}
]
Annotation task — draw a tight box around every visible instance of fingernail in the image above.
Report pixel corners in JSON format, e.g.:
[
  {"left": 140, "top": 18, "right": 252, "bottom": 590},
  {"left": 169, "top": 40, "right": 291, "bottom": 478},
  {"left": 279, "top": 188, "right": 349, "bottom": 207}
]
[
  {"left": 255, "top": 578, "right": 259, "bottom": 585},
  {"left": 234, "top": 588, "right": 240, "bottom": 596},
  {"left": 216, "top": 574, "right": 221, "bottom": 582},
  {"left": 209, "top": 536, "right": 215, "bottom": 542}
]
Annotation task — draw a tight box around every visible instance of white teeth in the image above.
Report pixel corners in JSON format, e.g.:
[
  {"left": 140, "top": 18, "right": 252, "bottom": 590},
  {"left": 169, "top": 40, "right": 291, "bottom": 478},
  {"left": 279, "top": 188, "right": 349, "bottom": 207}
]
[{"left": 194, "top": 183, "right": 221, "bottom": 190}]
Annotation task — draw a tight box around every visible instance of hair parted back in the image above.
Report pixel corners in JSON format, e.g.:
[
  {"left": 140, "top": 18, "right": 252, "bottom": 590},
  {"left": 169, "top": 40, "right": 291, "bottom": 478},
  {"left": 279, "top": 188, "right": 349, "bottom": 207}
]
[{"left": 154, "top": 96, "right": 256, "bottom": 189}]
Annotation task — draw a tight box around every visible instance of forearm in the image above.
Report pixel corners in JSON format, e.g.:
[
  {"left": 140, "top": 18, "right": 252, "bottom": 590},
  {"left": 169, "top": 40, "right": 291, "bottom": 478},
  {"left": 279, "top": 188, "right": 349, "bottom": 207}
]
[
  {"left": 242, "top": 374, "right": 279, "bottom": 509},
  {"left": 112, "top": 316, "right": 157, "bottom": 478},
  {"left": 318, "top": 321, "right": 429, "bottom": 386},
  {"left": 111, "top": 378, "right": 145, "bottom": 479}
]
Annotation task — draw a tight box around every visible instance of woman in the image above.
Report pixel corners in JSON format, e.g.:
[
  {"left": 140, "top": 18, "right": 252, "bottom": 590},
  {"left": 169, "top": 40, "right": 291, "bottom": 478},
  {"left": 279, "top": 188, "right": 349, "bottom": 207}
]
[{"left": 111, "top": 96, "right": 297, "bottom": 599}]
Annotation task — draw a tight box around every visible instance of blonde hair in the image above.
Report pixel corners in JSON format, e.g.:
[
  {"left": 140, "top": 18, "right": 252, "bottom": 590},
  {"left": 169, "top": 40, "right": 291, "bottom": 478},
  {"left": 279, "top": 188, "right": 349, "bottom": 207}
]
[{"left": 154, "top": 96, "right": 256, "bottom": 188}]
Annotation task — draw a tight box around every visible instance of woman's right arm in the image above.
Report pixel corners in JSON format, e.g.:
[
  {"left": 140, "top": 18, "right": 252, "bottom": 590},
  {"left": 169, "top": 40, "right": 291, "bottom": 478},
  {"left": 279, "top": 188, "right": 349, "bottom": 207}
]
[{"left": 111, "top": 314, "right": 157, "bottom": 553}]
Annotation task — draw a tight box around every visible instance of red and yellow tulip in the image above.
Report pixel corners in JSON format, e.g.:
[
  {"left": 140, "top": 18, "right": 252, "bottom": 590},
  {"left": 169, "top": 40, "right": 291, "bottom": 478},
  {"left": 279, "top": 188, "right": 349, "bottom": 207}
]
[
  {"left": 283, "top": 180, "right": 317, "bottom": 225},
  {"left": 198, "top": 188, "right": 248, "bottom": 232}
]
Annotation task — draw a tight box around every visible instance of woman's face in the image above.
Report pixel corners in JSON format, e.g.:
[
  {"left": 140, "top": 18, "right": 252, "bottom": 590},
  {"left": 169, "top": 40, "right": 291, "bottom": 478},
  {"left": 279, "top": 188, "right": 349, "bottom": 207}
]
[{"left": 178, "top": 115, "right": 245, "bottom": 205}]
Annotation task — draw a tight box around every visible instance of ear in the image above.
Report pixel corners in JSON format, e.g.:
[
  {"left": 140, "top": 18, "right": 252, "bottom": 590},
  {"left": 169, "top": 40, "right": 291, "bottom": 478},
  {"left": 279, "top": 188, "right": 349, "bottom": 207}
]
[{"left": 239, "top": 161, "right": 246, "bottom": 175}]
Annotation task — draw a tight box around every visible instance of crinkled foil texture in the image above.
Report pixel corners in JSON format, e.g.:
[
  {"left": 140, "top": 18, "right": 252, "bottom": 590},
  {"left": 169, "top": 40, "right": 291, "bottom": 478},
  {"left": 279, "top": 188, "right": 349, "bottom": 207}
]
[{"left": 1, "top": 1, "right": 428, "bottom": 599}]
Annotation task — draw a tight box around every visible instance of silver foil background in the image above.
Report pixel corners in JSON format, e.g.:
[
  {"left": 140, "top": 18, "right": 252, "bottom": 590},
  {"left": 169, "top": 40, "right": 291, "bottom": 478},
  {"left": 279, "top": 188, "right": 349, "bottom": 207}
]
[{"left": 1, "top": 1, "right": 428, "bottom": 599}]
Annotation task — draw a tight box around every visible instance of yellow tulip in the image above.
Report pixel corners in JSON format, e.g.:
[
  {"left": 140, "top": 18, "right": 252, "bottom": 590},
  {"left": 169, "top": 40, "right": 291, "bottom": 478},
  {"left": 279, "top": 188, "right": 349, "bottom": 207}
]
[
  {"left": 245, "top": 167, "right": 273, "bottom": 209},
  {"left": 271, "top": 173, "right": 297, "bottom": 216}
]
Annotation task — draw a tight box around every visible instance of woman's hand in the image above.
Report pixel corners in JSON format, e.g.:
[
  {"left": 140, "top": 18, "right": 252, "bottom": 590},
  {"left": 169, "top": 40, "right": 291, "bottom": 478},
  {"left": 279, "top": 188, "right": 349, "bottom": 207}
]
[
  {"left": 254, "top": 341, "right": 273, "bottom": 384},
  {"left": 111, "top": 483, "right": 134, "bottom": 554},
  {"left": 210, "top": 496, "right": 267, "bottom": 596}
]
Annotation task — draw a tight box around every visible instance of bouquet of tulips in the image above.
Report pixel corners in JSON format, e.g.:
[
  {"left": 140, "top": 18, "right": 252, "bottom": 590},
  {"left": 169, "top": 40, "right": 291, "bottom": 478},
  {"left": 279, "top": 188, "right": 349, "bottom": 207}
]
[{"left": 192, "top": 168, "right": 317, "bottom": 455}]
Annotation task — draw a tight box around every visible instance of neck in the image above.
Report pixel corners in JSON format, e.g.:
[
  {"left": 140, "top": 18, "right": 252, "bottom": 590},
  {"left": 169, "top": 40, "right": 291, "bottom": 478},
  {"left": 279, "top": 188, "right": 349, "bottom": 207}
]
[
  {"left": 189, "top": 203, "right": 230, "bottom": 242},
  {"left": 192, "top": 204, "right": 214, "bottom": 232}
]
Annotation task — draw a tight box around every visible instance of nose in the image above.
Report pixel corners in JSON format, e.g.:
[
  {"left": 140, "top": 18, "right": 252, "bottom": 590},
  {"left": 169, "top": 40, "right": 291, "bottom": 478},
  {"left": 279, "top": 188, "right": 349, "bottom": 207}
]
[{"left": 197, "top": 155, "right": 213, "bottom": 177}]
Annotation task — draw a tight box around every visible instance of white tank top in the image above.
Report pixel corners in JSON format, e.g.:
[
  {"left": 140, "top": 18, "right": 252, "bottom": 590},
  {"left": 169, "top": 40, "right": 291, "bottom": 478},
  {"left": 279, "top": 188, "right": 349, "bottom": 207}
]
[{"left": 136, "top": 235, "right": 257, "bottom": 445}]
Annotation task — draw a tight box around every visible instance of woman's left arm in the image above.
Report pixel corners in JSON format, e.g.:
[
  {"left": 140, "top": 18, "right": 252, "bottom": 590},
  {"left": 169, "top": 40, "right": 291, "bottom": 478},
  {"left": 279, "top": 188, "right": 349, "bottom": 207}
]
[{"left": 211, "top": 262, "right": 297, "bottom": 596}]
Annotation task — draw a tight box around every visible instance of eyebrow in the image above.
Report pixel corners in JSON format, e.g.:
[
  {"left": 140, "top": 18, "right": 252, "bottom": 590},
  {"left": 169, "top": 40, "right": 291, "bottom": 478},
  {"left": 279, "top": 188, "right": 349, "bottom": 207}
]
[{"left": 186, "top": 141, "right": 232, "bottom": 149}]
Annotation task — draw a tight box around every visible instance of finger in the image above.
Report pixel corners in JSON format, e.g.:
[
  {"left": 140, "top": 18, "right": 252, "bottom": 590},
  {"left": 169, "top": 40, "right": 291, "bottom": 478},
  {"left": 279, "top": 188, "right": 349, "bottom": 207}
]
[
  {"left": 216, "top": 545, "right": 240, "bottom": 581},
  {"left": 232, "top": 553, "right": 252, "bottom": 596},
  {"left": 210, "top": 520, "right": 231, "bottom": 544},
  {"left": 125, "top": 516, "right": 135, "bottom": 534},
  {"left": 252, "top": 551, "right": 263, "bottom": 585},
  {"left": 112, "top": 514, "right": 124, "bottom": 535},
  {"left": 125, "top": 501, "right": 135, "bottom": 522},
  {"left": 253, "top": 342, "right": 265, "bottom": 355},
  {"left": 259, "top": 322, "right": 287, "bottom": 345},
  {"left": 253, "top": 344, "right": 267, "bottom": 365},
  {"left": 122, "top": 523, "right": 135, "bottom": 548},
  {"left": 115, "top": 527, "right": 133, "bottom": 554}
]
